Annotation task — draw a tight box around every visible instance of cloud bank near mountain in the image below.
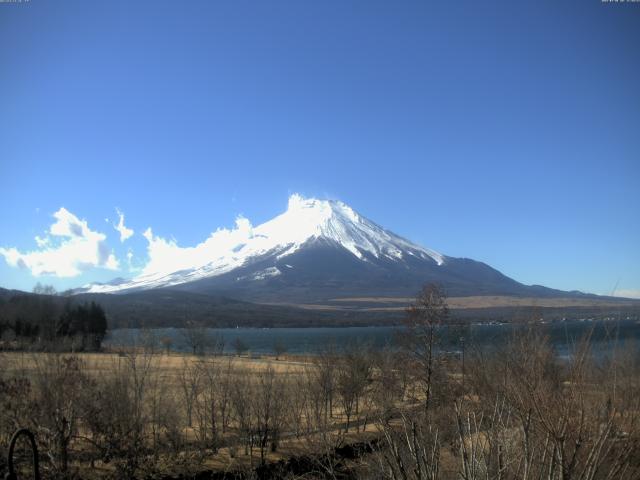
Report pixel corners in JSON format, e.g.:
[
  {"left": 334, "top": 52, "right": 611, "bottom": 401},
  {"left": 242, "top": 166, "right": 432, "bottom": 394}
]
[
  {"left": 140, "top": 215, "right": 254, "bottom": 277},
  {"left": 0, "top": 208, "right": 119, "bottom": 277}
]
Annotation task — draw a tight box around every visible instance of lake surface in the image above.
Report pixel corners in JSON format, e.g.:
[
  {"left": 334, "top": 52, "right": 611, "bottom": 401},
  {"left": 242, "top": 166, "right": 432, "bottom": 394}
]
[{"left": 105, "top": 318, "right": 640, "bottom": 357}]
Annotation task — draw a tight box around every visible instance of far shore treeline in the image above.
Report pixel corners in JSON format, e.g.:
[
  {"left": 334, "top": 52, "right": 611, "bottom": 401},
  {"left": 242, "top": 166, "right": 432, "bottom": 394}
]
[
  {"left": 2, "top": 283, "right": 640, "bottom": 347},
  {"left": 0, "top": 284, "right": 107, "bottom": 351}
]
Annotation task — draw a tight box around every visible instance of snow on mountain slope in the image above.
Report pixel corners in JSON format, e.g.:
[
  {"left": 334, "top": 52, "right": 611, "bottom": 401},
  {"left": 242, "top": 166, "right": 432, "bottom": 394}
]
[{"left": 83, "top": 194, "right": 445, "bottom": 293}]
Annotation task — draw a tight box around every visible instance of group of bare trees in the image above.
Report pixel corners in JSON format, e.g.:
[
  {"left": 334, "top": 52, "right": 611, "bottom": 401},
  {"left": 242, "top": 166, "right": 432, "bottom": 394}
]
[
  {"left": 454, "top": 329, "right": 640, "bottom": 480},
  {"left": 371, "top": 285, "right": 640, "bottom": 480},
  {"left": 1, "top": 284, "right": 639, "bottom": 480},
  {"left": 0, "top": 342, "right": 403, "bottom": 478}
]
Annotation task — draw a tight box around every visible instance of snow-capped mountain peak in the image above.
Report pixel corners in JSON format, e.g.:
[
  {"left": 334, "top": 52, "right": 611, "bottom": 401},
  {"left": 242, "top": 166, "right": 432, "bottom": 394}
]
[
  {"left": 268, "top": 194, "right": 443, "bottom": 263},
  {"left": 82, "top": 194, "right": 444, "bottom": 293}
]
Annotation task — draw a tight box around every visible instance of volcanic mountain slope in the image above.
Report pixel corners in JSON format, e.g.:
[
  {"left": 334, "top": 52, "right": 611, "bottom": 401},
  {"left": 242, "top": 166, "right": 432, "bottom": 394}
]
[{"left": 81, "top": 195, "right": 595, "bottom": 303}]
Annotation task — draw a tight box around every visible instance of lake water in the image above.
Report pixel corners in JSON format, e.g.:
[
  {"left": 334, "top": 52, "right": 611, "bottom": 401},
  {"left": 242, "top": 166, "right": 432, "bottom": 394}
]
[{"left": 105, "top": 318, "right": 640, "bottom": 357}]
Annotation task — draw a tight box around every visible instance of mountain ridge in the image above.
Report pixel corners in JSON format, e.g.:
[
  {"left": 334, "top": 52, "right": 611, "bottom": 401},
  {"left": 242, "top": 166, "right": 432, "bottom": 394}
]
[
  {"left": 80, "top": 194, "right": 447, "bottom": 295},
  {"left": 74, "top": 195, "right": 616, "bottom": 305}
]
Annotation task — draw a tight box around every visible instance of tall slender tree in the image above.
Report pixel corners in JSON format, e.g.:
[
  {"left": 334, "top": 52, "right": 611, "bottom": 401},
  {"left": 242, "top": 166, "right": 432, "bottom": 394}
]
[{"left": 403, "top": 283, "right": 449, "bottom": 413}]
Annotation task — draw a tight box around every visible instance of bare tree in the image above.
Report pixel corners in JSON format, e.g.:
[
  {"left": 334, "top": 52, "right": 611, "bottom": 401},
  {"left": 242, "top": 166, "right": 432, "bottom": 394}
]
[
  {"left": 313, "top": 347, "right": 337, "bottom": 424},
  {"left": 273, "top": 340, "right": 287, "bottom": 360},
  {"left": 194, "top": 357, "right": 227, "bottom": 452},
  {"left": 402, "top": 283, "right": 449, "bottom": 414},
  {"left": 160, "top": 336, "right": 173, "bottom": 355},
  {"left": 80, "top": 350, "right": 156, "bottom": 478},
  {"left": 287, "top": 372, "right": 309, "bottom": 439},
  {"left": 336, "top": 344, "right": 371, "bottom": 433},
  {"left": 230, "top": 369, "right": 254, "bottom": 461},
  {"left": 217, "top": 357, "right": 236, "bottom": 434},
  {"left": 371, "top": 346, "right": 405, "bottom": 421},
  {"left": 140, "top": 328, "right": 159, "bottom": 354},
  {"left": 253, "top": 366, "right": 288, "bottom": 463},
  {"left": 31, "top": 354, "right": 88, "bottom": 477},
  {"left": 181, "top": 322, "right": 207, "bottom": 355},
  {"left": 178, "top": 358, "right": 202, "bottom": 429},
  {"left": 373, "top": 409, "right": 442, "bottom": 480},
  {"left": 232, "top": 337, "right": 249, "bottom": 357}
]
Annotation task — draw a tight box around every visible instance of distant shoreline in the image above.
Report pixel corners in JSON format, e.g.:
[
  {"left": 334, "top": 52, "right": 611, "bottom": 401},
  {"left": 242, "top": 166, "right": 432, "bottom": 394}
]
[{"left": 103, "top": 318, "right": 640, "bottom": 356}]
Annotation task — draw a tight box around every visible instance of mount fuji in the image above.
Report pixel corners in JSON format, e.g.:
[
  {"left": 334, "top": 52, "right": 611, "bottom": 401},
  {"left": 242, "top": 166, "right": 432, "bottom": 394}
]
[{"left": 79, "top": 194, "right": 582, "bottom": 304}]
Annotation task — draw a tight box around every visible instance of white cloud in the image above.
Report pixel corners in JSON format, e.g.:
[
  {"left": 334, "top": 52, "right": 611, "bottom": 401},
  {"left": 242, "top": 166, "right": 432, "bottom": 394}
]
[
  {"left": 614, "top": 289, "right": 640, "bottom": 299},
  {"left": 0, "top": 207, "right": 120, "bottom": 278},
  {"left": 126, "top": 248, "right": 139, "bottom": 272},
  {"left": 141, "top": 216, "right": 253, "bottom": 277},
  {"left": 34, "top": 235, "right": 49, "bottom": 248},
  {"left": 113, "top": 208, "right": 134, "bottom": 242}
]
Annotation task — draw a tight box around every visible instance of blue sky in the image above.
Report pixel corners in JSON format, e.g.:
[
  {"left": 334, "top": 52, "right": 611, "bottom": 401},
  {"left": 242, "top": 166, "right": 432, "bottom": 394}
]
[{"left": 0, "top": 0, "right": 638, "bottom": 297}]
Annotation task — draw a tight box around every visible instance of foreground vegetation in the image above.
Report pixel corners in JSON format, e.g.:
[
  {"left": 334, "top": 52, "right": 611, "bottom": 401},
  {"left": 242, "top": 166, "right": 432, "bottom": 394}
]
[{"left": 1, "top": 286, "right": 639, "bottom": 479}]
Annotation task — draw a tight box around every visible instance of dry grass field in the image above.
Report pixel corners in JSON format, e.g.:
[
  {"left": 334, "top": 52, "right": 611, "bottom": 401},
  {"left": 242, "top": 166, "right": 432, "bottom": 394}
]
[
  {"left": 267, "top": 295, "right": 640, "bottom": 313},
  {"left": 2, "top": 350, "right": 312, "bottom": 377},
  {"left": 1, "top": 349, "right": 405, "bottom": 479}
]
